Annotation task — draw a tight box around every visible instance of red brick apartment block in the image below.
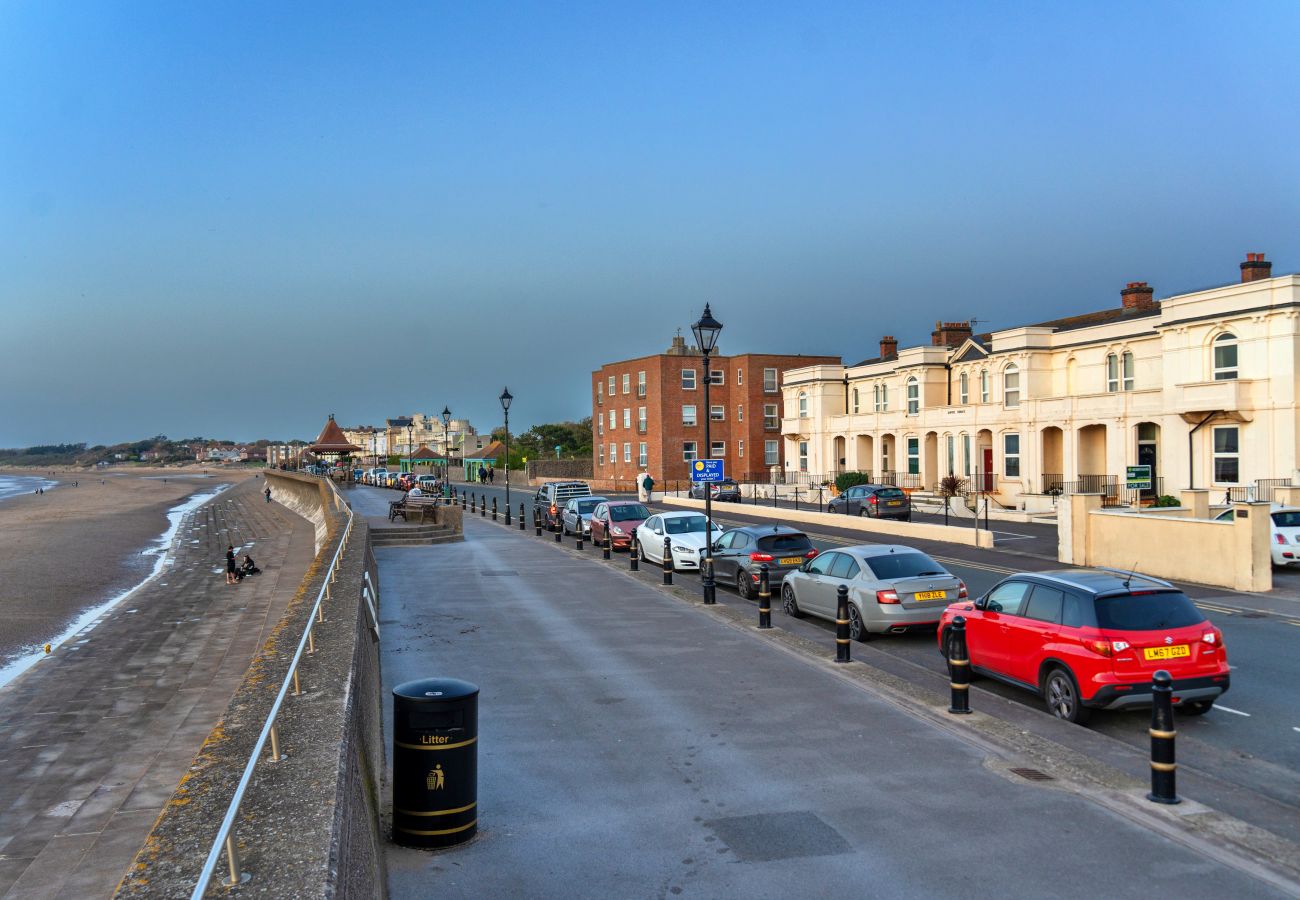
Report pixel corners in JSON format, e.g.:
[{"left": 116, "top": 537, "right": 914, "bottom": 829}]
[{"left": 591, "top": 334, "right": 839, "bottom": 486}]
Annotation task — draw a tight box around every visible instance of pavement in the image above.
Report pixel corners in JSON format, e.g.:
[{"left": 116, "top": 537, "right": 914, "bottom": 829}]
[
  {"left": 0, "top": 479, "right": 313, "bottom": 898},
  {"left": 377, "top": 505, "right": 1297, "bottom": 898}
]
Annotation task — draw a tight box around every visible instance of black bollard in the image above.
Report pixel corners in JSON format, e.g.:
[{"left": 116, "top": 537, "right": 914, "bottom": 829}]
[
  {"left": 757, "top": 564, "right": 771, "bottom": 629},
  {"left": 834, "top": 585, "right": 851, "bottom": 663},
  {"left": 519, "top": 503, "right": 526, "bottom": 531},
  {"left": 630, "top": 538, "right": 639, "bottom": 571},
  {"left": 602, "top": 533, "right": 611, "bottom": 560},
  {"left": 947, "top": 616, "right": 972, "bottom": 714},
  {"left": 505, "top": 499, "right": 511, "bottom": 526},
  {"left": 492, "top": 497, "right": 498, "bottom": 521},
  {"left": 534, "top": 507, "right": 542, "bottom": 536},
  {"left": 794, "top": 487, "right": 799, "bottom": 512},
  {"left": 462, "top": 493, "right": 467, "bottom": 510},
  {"left": 702, "top": 556, "right": 716, "bottom": 605},
  {"left": 576, "top": 521, "right": 584, "bottom": 550},
  {"left": 480, "top": 496, "right": 486, "bottom": 517},
  {"left": 662, "top": 536, "right": 673, "bottom": 585},
  {"left": 1148, "top": 670, "right": 1180, "bottom": 804},
  {"left": 554, "top": 514, "right": 562, "bottom": 541}
]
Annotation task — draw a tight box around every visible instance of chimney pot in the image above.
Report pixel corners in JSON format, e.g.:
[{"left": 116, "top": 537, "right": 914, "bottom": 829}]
[
  {"left": 1240, "top": 252, "right": 1271, "bottom": 282},
  {"left": 1120, "top": 281, "right": 1155, "bottom": 311},
  {"left": 879, "top": 335, "right": 898, "bottom": 360}
]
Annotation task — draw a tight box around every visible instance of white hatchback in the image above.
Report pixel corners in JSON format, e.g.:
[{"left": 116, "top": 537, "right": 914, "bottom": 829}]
[
  {"left": 1215, "top": 504, "right": 1300, "bottom": 566},
  {"left": 634, "top": 512, "right": 725, "bottom": 571}
]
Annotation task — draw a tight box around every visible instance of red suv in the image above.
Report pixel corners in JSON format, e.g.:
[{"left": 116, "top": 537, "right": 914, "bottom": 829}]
[{"left": 938, "top": 569, "right": 1229, "bottom": 724}]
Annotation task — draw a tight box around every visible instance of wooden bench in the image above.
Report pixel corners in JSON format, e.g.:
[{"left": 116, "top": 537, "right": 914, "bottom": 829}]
[{"left": 389, "top": 496, "right": 443, "bottom": 523}]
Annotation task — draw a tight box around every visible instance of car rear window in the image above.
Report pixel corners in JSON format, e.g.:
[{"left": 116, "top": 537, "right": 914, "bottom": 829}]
[
  {"left": 575, "top": 499, "right": 601, "bottom": 513},
  {"left": 863, "top": 552, "right": 943, "bottom": 580},
  {"left": 1093, "top": 592, "right": 1205, "bottom": 631},
  {"left": 874, "top": 488, "right": 905, "bottom": 500},
  {"left": 610, "top": 503, "right": 650, "bottom": 521},
  {"left": 1272, "top": 511, "right": 1300, "bottom": 527},
  {"left": 756, "top": 533, "right": 813, "bottom": 553}
]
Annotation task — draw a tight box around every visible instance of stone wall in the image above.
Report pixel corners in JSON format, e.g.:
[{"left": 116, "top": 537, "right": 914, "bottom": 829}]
[
  {"left": 265, "top": 469, "right": 334, "bottom": 551},
  {"left": 526, "top": 458, "right": 593, "bottom": 480}
]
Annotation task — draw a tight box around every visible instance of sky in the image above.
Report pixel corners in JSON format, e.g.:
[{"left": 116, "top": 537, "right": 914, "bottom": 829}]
[{"left": 2, "top": 1, "right": 1297, "bottom": 446}]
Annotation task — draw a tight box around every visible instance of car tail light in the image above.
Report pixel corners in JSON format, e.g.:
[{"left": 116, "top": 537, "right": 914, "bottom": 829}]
[
  {"left": 805, "top": 549, "right": 818, "bottom": 559},
  {"left": 1086, "top": 639, "right": 1114, "bottom": 657},
  {"left": 1202, "top": 630, "right": 1223, "bottom": 651},
  {"left": 957, "top": 581, "right": 968, "bottom": 599},
  {"left": 1277, "top": 534, "right": 1288, "bottom": 545},
  {"left": 750, "top": 552, "right": 774, "bottom": 562},
  {"left": 550, "top": 504, "right": 557, "bottom": 515},
  {"left": 869, "top": 495, "right": 878, "bottom": 504},
  {"left": 876, "top": 589, "right": 899, "bottom": 604}
]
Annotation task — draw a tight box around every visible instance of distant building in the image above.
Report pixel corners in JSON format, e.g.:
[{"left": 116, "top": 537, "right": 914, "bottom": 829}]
[{"left": 592, "top": 334, "right": 839, "bottom": 484}]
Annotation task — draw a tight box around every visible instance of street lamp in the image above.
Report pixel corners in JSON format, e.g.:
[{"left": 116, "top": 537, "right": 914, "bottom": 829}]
[
  {"left": 500, "top": 387, "right": 513, "bottom": 517},
  {"left": 441, "top": 406, "right": 451, "bottom": 495},
  {"left": 406, "top": 422, "right": 413, "bottom": 476},
  {"left": 692, "top": 303, "right": 723, "bottom": 605}
]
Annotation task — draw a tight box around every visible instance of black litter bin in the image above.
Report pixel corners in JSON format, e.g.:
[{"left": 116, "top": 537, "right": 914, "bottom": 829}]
[{"left": 392, "top": 677, "right": 479, "bottom": 848}]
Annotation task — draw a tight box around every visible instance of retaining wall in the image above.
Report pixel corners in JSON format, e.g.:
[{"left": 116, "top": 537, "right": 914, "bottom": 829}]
[{"left": 266, "top": 469, "right": 336, "bottom": 551}]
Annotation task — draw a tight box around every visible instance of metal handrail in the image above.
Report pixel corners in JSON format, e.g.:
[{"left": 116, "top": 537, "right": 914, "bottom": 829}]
[{"left": 191, "top": 477, "right": 355, "bottom": 897}]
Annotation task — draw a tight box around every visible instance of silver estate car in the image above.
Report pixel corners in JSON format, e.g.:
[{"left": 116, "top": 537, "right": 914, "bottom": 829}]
[{"left": 780, "top": 544, "right": 966, "bottom": 641}]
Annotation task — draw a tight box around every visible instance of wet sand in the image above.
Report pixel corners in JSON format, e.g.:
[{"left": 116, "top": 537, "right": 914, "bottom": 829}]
[{"left": 0, "top": 468, "right": 251, "bottom": 666}]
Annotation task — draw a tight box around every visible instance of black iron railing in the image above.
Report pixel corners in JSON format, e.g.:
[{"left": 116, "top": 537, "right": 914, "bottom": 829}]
[{"left": 1041, "top": 473, "right": 1064, "bottom": 495}]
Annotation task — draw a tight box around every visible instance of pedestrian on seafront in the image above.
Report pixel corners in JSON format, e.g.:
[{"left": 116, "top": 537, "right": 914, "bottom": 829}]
[
  {"left": 265, "top": 486, "right": 272, "bottom": 503},
  {"left": 225, "top": 545, "right": 238, "bottom": 584},
  {"left": 488, "top": 465, "right": 495, "bottom": 484}
]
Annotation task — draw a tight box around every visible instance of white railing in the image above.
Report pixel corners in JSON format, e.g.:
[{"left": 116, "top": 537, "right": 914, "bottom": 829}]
[{"left": 191, "top": 477, "right": 357, "bottom": 896}]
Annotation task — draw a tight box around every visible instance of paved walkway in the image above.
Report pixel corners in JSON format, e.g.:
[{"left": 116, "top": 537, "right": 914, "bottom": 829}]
[
  {"left": 0, "top": 479, "right": 313, "bottom": 898},
  {"left": 379, "top": 516, "right": 1289, "bottom": 898}
]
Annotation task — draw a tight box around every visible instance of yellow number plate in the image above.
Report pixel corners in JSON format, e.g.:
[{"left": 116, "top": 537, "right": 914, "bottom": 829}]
[
  {"left": 779, "top": 557, "right": 804, "bottom": 566},
  {"left": 1143, "top": 645, "right": 1190, "bottom": 661},
  {"left": 915, "top": 590, "right": 946, "bottom": 601}
]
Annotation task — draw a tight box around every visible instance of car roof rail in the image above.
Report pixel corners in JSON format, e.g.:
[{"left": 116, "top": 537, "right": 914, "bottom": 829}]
[{"left": 1092, "top": 567, "right": 1174, "bottom": 589}]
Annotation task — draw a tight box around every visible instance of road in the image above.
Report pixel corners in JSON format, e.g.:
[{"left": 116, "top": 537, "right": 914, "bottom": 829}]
[{"left": 430, "top": 478, "right": 1300, "bottom": 840}]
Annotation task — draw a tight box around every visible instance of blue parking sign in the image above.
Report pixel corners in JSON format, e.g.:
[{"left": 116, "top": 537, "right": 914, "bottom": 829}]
[{"left": 691, "top": 459, "right": 725, "bottom": 483}]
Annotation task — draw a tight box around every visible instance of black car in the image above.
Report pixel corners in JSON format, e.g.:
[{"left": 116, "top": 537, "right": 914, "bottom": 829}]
[
  {"left": 688, "top": 479, "right": 741, "bottom": 502},
  {"left": 828, "top": 484, "right": 911, "bottom": 521},
  {"left": 708, "top": 525, "right": 818, "bottom": 600}
]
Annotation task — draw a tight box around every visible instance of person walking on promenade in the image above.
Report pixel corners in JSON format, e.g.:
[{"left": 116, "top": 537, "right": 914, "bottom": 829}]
[
  {"left": 225, "top": 545, "right": 238, "bottom": 585},
  {"left": 265, "top": 485, "right": 272, "bottom": 503},
  {"left": 488, "top": 465, "right": 495, "bottom": 484}
]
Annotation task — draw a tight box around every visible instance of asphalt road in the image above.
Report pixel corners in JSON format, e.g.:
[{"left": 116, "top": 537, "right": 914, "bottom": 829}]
[{"left": 432, "top": 478, "right": 1300, "bottom": 841}]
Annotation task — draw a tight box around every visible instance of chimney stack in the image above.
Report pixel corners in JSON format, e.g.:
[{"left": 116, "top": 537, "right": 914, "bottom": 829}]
[
  {"left": 879, "top": 336, "right": 898, "bottom": 360},
  {"left": 1120, "top": 281, "right": 1155, "bottom": 311},
  {"left": 930, "top": 321, "right": 972, "bottom": 348},
  {"left": 1240, "top": 252, "right": 1271, "bottom": 283}
]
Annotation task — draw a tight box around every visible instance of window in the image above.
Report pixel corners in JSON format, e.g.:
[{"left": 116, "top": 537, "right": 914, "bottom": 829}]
[
  {"left": 961, "top": 433, "right": 971, "bottom": 476},
  {"left": 623, "top": 442, "right": 631, "bottom": 463},
  {"left": 608, "top": 410, "right": 615, "bottom": 431},
  {"left": 682, "top": 405, "right": 697, "bottom": 426},
  {"left": 946, "top": 435, "right": 955, "bottom": 476},
  {"left": 737, "top": 368, "right": 744, "bottom": 386},
  {"left": 1122, "top": 351, "right": 1135, "bottom": 391},
  {"left": 1004, "top": 433, "right": 1021, "bottom": 477},
  {"left": 597, "top": 382, "right": 603, "bottom": 405},
  {"left": 1213, "top": 333, "right": 1238, "bottom": 381},
  {"left": 608, "top": 376, "right": 615, "bottom": 396},
  {"left": 682, "top": 369, "right": 697, "bottom": 390},
  {"left": 980, "top": 369, "right": 989, "bottom": 403},
  {"left": 906, "top": 437, "right": 919, "bottom": 474},
  {"left": 764, "top": 440, "right": 779, "bottom": 466},
  {"left": 906, "top": 377, "right": 919, "bottom": 415},
  {"left": 598, "top": 417, "right": 603, "bottom": 436},
  {"left": 763, "top": 368, "right": 778, "bottom": 392},
  {"left": 609, "top": 443, "right": 616, "bottom": 465},
  {"left": 828, "top": 554, "right": 861, "bottom": 580},
  {"left": 709, "top": 369, "right": 724, "bottom": 386},
  {"left": 880, "top": 383, "right": 888, "bottom": 411},
  {"left": 637, "top": 407, "right": 646, "bottom": 431},
  {"left": 710, "top": 405, "right": 725, "bottom": 421},
  {"left": 637, "top": 370, "right": 646, "bottom": 397},
  {"left": 711, "top": 441, "right": 726, "bottom": 457},
  {"left": 872, "top": 384, "right": 880, "bottom": 411},
  {"left": 599, "top": 444, "right": 605, "bottom": 466},
  {"left": 852, "top": 387, "right": 859, "bottom": 414},
  {"left": 1024, "top": 587, "right": 1065, "bottom": 625},
  {"left": 623, "top": 408, "right": 631, "bottom": 429},
  {"left": 959, "top": 372, "right": 968, "bottom": 405},
  {"left": 1003, "top": 365, "right": 1020, "bottom": 408},
  {"left": 798, "top": 391, "right": 808, "bottom": 417},
  {"left": 798, "top": 441, "right": 809, "bottom": 471},
  {"left": 1106, "top": 353, "right": 1119, "bottom": 392},
  {"left": 984, "top": 581, "right": 1031, "bottom": 615},
  {"left": 683, "top": 441, "right": 698, "bottom": 461},
  {"left": 737, "top": 404, "right": 744, "bottom": 422},
  {"left": 763, "top": 404, "right": 778, "bottom": 429},
  {"left": 638, "top": 442, "right": 647, "bottom": 466},
  {"left": 1212, "top": 426, "right": 1239, "bottom": 483},
  {"left": 738, "top": 440, "right": 744, "bottom": 458},
  {"left": 622, "top": 373, "right": 630, "bottom": 395}
]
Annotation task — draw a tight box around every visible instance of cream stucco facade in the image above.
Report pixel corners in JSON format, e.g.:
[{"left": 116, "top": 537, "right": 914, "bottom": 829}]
[{"left": 781, "top": 255, "right": 1299, "bottom": 507}]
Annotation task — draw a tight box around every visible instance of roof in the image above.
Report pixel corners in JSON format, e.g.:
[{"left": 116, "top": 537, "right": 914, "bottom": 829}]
[
  {"left": 480, "top": 440, "right": 506, "bottom": 459},
  {"left": 1020, "top": 568, "right": 1174, "bottom": 595},
  {"left": 310, "top": 415, "right": 362, "bottom": 453},
  {"left": 386, "top": 416, "right": 413, "bottom": 427},
  {"left": 1028, "top": 303, "right": 1162, "bottom": 333},
  {"left": 408, "top": 444, "right": 439, "bottom": 459}
]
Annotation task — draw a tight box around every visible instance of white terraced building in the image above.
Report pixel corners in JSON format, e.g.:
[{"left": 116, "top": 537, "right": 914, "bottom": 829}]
[{"left": 780, "top": 253, "right": 1299, "bottom": 508}]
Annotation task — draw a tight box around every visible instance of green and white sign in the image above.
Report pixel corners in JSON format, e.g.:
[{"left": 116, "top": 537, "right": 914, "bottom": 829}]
[{"left": 1125, "top": 464, "right": 1152, "bottom": 491}]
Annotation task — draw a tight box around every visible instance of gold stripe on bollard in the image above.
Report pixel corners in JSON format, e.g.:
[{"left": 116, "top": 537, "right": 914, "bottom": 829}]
[
  {"left": 1150, "top": 761, "right": 1177, "bottom": 772},
  {"left": 1149, "top": 728, "right": 1176, "bottom": 739},
  {"left": 949, "top": 682, "right": 969, "bottom": 690}
]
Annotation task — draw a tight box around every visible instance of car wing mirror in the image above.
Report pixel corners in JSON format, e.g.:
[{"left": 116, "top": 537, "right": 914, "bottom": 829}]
[{"left": 973, "top": 597, "right": 988, "bottom": 610}]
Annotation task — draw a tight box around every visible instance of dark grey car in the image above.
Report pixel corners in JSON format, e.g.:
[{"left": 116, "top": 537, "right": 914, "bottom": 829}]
[
  {"left": 708, "top": 525, "right": 817, "bottom": 600},
  {"left": 828, "top": 484, "right": 911, "bottom": 521},
  {"left": 689, "top": 479, "right": 741, "bottom": 502}
]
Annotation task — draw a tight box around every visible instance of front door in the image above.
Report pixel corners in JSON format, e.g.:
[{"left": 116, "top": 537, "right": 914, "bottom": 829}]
[{"left": 1137, "top": 441, "right": 1157, "bottom": 500}]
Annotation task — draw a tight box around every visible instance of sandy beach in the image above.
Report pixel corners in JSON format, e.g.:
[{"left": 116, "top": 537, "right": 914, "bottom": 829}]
[{"left": 0, "top": 468, "right": 252, "bottom": 666}]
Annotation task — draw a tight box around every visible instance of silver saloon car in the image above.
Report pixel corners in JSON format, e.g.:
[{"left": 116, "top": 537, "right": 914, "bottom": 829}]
[{"left": 780, "top": 545, "right": 966, "bottom": 641}]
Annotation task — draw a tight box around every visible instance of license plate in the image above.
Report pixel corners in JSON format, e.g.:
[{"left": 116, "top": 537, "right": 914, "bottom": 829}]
[
  {"left": 887, "top": 500, "right": 902, "bottom": 506},
  {"left": 779, "top": 557, "right": 803, "bottom": 566},
  {"left": 914, "top": 590, "right": 946, "bottom": 601},
  {"left": 1143, "top": 645, "right": 1190, "bottom": 661}
]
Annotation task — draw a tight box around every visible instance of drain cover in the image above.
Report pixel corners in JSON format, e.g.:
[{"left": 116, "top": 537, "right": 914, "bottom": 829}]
[{"left": 1009, "top": 767, "right": 1054, "bottom": 782}]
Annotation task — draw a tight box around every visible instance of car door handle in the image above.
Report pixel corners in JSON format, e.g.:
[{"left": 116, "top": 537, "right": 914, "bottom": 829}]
[{"left": 999, "top": 624, "right": 1011, "bottom": 634}]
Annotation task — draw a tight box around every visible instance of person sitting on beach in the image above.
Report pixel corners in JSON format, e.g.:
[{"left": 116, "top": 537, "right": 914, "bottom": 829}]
[
  {"left": 225, "top": 545, "right": 238, "bottom": 585},
  {"left": 241, "top": 555, "right": 259, "bottom": 576}
]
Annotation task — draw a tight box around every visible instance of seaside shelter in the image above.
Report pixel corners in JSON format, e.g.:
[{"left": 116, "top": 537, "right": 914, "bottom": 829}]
[
  {"left": 399, "top": 446, "right": 447, "bottom": 474},
  {"left": 309, "top": 415, "right": 362, "bottom": 467}
]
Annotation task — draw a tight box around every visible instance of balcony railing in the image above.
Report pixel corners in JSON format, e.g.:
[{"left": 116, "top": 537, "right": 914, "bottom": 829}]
[{"left": 1225, "top": 478, "right": 1292, "bottom": 503}]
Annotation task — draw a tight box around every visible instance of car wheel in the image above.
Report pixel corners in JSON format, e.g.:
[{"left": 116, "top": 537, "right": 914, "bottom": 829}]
[
  {"left": 737, "top": 571, "right": 753, "bottom": 601},
  {"left": 848, "top": 604, "right": 869, "bottom": 642},
  {"left": 1179, "top": 700, "right": 1214, "bottom": 717},
  {"left": 781, "top": 582, "right": 803, "bottom": 618},
  {"left": 563, "top": 520, "right": 570, "bottom": 535},
  {"left": 859, "top": 508, "right": 868, "bottom": 517},
  {"left": 1043, "top": 668, "right": 1090, "bottom": 724}
]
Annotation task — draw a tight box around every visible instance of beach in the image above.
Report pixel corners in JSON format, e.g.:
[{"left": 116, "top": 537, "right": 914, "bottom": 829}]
[{"left": 0, "top": 468, "right": 251, "bottom": 667}]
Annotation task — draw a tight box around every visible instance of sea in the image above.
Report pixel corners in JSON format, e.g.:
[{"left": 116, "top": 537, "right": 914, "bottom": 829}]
[{"left": 0, "top": 474, "right": 56, "bottom": 502}]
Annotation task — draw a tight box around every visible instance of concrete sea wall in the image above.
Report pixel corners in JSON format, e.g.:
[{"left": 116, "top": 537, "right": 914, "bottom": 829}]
[{"left": 266, "top": 469, "right": 335, "bottom": 552}]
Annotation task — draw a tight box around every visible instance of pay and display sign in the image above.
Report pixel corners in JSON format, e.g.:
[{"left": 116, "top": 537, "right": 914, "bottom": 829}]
[{"left": 691, "top": 459, "right": 725, "bottom": 483}]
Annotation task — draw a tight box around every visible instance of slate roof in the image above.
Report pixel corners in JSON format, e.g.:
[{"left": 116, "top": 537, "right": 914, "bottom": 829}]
[{"left": 310, "top": 415, "right": 362, "bottom": 453}]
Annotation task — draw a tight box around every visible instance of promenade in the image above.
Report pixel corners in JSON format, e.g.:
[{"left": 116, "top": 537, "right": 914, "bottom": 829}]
[
  {"left": 0, "top": 480, "right": 313, "bottom": 898},
  {"left": 376, "top": 508, "right": 1291, "bottom": 898}
]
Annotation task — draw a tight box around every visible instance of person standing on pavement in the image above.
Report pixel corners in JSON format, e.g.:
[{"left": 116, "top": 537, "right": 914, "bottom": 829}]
[
  {"left": 488, "top": 465, "right": 495, "bottom": 484},
  {"left": 638, "top": 470, "right": 655, "bottom": 502},
  {"left": 264, "top": 486, "right": 272, "bottom": 503},
  {"left": 225, "top": 545, "right": 238, "bottom": 584}
]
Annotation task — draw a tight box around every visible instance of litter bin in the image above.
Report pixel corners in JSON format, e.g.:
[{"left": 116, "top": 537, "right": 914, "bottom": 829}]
[{"left": 392, "top": 677, "right": 479, "bottom": 849}]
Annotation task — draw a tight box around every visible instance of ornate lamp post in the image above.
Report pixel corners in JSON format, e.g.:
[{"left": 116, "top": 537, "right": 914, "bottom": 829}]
[
  {"left": 441, "top": 406, "right": 452, "bottom": 494},
  {"left": 500, "top": 387, "right": 513, "bottom": 516},
  {"left": 406, "top": 422, "right": 413, "bottom": 475},
  {"left": 692, "top": 304, "right": 723, "bottom": 605}
]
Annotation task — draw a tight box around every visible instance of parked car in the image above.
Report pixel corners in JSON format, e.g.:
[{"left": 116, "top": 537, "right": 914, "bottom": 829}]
[
  {"left": 782, "top": 545, "right": 965, "bottom": 640},
  {"left": 634, "top": 512, "right": 725, "bottom": 570},
  {"left": 938, "top": 569, "right": 1230, "bottom": 723},
  {"left": 561, "top": 496, "right": 607, "bottom": 535},
  {"left": 709, "top": 525, "right": 818, "bottom": 599},
  {"left": 828, "top": 484, "right": 911, "bottom": 521},
  {"left": 1214, "top": 504, "right": 1300, "bottom": 566},
  {"left": 688, "top": 479, "right": 741, "bottom": 502},
  {"left": 416, "top": 475, "right": 440, "bottom": 492},
  {"left": 534, "top": 482, "right": 593, "bottom": 529},
  {"left": 590, "top": 501, "right": 651, "bottom": 550}
]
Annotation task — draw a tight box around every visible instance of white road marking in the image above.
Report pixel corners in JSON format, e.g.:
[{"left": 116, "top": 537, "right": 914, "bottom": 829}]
[
  {"left": 1213, "top": 704, "right": 1251, "bottom": 717},
  {"left": 1293, "top": 727, "right": 1300, "bottom": 734}
]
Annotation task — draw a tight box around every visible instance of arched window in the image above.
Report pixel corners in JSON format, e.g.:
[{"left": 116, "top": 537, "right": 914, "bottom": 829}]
[
  {"left": 1003, "top": 364, "right": 1020, "bottom": 408},
  {"left": 1121, "top": 351, "right": 1134, "bottom": 390},
  {"left": 906, "top": 377, "right": 920, "bottom": 415},
  {"left": 798, "top": 391, "right": 808, "bottom": 417},
  {"left": 959, "top": 371, "right": 969, "bottom": 405},
  {"left": 1106, "top": 353, "right": 1119, "bottom": 392},
  {"left": 1213, "top": 333, "right": 1238, "bottom": 381},
  {"left": 980, "top": 369, "right": 990, "bottom": 403}
]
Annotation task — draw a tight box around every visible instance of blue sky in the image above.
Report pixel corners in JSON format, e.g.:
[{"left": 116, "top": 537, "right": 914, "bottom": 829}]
[{"left": 2, "top": 1, "right": 1297, "bottom": 445}]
